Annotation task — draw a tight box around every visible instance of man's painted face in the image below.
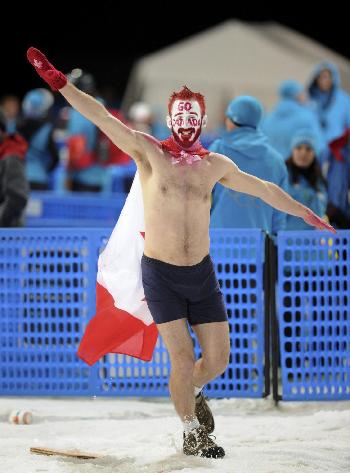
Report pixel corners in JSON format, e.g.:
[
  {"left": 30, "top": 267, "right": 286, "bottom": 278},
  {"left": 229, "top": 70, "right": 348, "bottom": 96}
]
[{"left": 168, "top": 100, "right": 205, "bottom": 148}]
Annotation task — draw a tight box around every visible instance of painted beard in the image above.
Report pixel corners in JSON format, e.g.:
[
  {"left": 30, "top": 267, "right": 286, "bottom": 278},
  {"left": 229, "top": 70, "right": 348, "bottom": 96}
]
[{"left": 172, "top": 126, "right": 202, "bottom": 148}]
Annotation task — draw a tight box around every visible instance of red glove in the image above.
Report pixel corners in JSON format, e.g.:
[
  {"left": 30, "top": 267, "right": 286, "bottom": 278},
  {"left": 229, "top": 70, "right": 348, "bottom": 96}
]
[
  {"left": 27, "top": 47, "right": 67, "bottom": 91},
  {"left": 303, "top": 208, "right": 337, "bottom": 234}
]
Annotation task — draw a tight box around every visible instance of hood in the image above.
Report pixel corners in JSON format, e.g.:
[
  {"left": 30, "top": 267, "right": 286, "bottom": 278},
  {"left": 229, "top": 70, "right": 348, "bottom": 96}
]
[
  {"left": 308, "top": 61, "right": 341, "bottom": 98},
  {"left": 220, "top": 126, "right": 272, "bottom": 160},
  {"left": 270, "top": 98, "right": 303, "bottom": 119}
]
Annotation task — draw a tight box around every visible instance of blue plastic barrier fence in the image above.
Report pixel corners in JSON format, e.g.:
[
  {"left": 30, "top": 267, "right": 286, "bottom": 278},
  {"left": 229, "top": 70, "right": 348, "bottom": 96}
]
[
  {"left": 1, "top": 228, "right": 267, "bottom": 398},
  {"left": 277, "top": 231, "right": 350, "bottom": 401}
]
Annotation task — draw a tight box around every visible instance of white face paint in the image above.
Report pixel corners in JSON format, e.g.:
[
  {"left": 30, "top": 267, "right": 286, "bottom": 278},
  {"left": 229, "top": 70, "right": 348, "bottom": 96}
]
[{"left": 166, "top": 99, "right": 207, "bottom": 148}]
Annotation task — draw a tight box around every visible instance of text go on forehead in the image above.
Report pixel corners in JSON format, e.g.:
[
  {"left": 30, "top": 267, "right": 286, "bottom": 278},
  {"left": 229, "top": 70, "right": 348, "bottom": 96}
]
[{"left": 172, "top": 100, "right": 201, "bottom": 115}]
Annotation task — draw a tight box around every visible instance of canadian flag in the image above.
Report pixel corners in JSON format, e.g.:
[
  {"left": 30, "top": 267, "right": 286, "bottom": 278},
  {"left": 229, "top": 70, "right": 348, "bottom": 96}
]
[{"left": 77, "top": 171, "right": 158, "bottom": 365}]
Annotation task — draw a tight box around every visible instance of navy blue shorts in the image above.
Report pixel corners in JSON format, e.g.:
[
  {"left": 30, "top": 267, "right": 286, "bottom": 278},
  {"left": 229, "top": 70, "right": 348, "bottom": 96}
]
[{"left": 141, "top": 253, "right": 228, "bottom": 325}]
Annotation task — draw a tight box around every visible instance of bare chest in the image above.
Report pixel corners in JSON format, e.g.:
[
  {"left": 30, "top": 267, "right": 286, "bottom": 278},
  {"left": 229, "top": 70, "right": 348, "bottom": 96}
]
[{"left": 152, "top": 154, "right": 215, "bottom": 201}]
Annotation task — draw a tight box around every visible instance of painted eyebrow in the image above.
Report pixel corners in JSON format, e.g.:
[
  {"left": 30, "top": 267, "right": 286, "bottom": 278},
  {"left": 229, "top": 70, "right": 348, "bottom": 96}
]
[{"left": 174, "top": 112, "right": 198, "bottom": 116}]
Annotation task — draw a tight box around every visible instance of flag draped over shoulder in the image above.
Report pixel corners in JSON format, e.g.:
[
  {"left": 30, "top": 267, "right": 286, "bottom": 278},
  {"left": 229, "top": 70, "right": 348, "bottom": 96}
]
[{"left": 77, "top": 171, "right": 158, "bottom": 365}]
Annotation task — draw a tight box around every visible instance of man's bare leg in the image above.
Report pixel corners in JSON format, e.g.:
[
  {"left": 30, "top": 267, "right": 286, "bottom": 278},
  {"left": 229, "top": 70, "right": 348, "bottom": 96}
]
[
  {"left": 189, "top": 321, "right": 230, "bottom": 434},
  {"left": 156, "top": 318, "right": 196, "bottom": 422},
  {"left": 192, "top": 321, "right": 230, "bottom": 389}
]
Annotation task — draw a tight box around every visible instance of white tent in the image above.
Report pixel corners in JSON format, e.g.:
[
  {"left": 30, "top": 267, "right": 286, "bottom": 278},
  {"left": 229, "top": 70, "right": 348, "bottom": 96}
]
[{"left": 122, "top": 20, "right": 350, "bottom": 130}]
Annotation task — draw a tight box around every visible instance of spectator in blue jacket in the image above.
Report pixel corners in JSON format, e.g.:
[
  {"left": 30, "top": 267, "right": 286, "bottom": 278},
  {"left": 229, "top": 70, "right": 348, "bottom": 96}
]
[
  {"left": 285, "top": 130, "right": 328, "bottom": 230},
  {"left": 210, "top": 96, "right": 288, "bottom": 235},
  {"left": 65, "top": 69, "right": 107, "bottom": 191},
  {"left": 263, "top": 80, "right": 326, "bottom": 160},
  {"left": 17, "top": 88, "right": 59, "bottom": 190},
  {"left": 308, "top": 61, "right": 350, "bottom": 144}
]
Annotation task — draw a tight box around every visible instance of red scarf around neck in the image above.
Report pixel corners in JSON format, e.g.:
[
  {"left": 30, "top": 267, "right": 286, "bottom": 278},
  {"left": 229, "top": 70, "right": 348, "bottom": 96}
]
[{"left": 160, "top": 135, "right": 209, "bottom": 161}]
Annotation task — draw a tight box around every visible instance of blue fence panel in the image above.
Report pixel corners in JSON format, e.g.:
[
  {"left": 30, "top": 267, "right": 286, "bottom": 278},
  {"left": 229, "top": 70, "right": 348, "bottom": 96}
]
[
  {"left": 277, "top": 231, "right": 350, "bottom": 401},
  {"left": 207, "top": 229, "right": 266, "bottom": 398},
  {"left": 0, "top": 228, "right": 266, "bottom": 398},
  {"left": 94, "top": 339, "right": 171, "bottom": 397},
  {"left": 0, "top": 228, "right": 111, "bottom": 396}
]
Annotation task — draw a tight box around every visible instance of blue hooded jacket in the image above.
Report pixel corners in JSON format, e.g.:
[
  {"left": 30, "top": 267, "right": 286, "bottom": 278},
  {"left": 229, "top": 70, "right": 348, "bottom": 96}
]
[
  {"left": 25, "top": 123, "right": 55, "bottom": 185},
  {"left": 210, "top": 127, "right": 288, "bottom": 234},
  {"left": 308, "top": 61, "right": 350, "bottom": 143},
  {"left": 19, "top": 89, "right": 57, "bottom": 186},
  {"left": 262, "top": 80, "right": 326, "bottom": 159},
  {"left": 286, "top": 175, "right": 327, "bottom": 230},
  {"left": 286, "top": 129, "right": 328, "bottom": 230}
]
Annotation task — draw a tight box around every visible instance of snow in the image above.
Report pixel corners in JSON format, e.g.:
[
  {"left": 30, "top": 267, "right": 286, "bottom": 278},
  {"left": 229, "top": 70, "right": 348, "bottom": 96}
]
[{"left": 1, "top": 396, "right": 350, "bottom": 473}]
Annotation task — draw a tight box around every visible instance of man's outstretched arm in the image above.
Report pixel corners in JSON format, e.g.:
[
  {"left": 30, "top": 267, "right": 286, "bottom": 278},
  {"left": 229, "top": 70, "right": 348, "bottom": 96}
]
[
  {"left": 26, "top": 47, "right": 151, "bottom": 160},
  {"left": 219, "top": 159, "right": 336, "bottom": 233}
]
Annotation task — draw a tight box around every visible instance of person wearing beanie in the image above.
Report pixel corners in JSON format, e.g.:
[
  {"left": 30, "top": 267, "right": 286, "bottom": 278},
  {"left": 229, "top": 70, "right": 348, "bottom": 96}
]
[
  {"left": 262, "top": 79, "right": 326, "bottom": 160},
  {"left": 210, "top": 96, "right": 288, "bottom": 235},
  {"left": 17, "top": 88, "right": 59, "bottom": 190},
  {"left": 285, "top": 129, "right": 328, "bottom": 230},
  {"left": 63, "top": 69, "right": 104, "bottom": 191}
]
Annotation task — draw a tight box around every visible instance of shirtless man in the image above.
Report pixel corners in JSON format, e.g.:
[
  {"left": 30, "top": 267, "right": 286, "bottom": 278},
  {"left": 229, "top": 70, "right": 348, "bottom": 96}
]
[{"left": 27, "top": 48, "right": 335, "bottom": 459}]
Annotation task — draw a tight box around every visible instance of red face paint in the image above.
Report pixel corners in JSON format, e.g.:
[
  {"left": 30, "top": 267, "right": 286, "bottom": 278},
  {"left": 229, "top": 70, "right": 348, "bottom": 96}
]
[{"left": 170, "top": 100, "right": 203, "bottom": 148}]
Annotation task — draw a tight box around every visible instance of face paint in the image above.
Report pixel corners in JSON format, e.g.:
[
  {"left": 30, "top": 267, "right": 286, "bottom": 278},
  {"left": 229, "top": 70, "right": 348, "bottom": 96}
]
[{"left": 169, "top": 100, "right": 203, "bottom": 148}]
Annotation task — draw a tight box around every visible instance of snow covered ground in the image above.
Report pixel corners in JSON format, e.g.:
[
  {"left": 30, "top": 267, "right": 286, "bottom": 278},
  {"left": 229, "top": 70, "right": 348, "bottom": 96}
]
[{"left": 0, "top": 396, "right": 349, "bottom": 473}]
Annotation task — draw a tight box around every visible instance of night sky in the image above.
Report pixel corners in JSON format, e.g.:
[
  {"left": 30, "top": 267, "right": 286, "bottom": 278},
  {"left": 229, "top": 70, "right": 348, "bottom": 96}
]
[{"left": 3, "top": 4, "right": 349, "bottom": 102}]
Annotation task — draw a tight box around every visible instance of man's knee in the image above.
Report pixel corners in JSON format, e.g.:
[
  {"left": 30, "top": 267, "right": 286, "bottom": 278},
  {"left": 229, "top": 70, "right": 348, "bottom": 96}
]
[
  {"left": 203, "top": 349, "right": 230, "bottom": 376},
  {"left": 170, "top": 351, "right": 196, "bottom": 374}
]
